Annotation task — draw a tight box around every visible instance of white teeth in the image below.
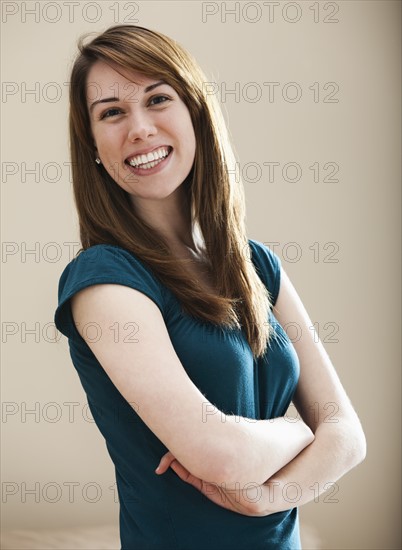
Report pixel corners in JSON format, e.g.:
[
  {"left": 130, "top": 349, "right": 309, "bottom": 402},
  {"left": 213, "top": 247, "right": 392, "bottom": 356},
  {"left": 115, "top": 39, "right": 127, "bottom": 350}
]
[{"left": 128, "top": 147, "right": 170, "bottom": 168}]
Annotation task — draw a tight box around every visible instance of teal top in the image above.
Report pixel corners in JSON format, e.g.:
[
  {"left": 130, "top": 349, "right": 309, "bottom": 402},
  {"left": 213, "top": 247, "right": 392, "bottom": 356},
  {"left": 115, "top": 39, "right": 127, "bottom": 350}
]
[{"left": 54, "top": 238, "right": 301, "bottom": 550}]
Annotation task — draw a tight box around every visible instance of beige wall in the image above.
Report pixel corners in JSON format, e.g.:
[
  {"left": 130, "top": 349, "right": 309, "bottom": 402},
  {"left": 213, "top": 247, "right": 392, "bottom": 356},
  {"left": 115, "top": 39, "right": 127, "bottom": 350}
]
[{"left": 2, "top": 1, "right": 401, "bottom": 548}]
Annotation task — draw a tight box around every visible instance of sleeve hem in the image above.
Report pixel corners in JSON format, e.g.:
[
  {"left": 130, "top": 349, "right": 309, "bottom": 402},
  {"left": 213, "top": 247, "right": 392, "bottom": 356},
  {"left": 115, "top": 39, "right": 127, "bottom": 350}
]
[
  {"left": 271, "top": 259, "right": 281, "bottom": 307},
  {"left": 248, "top": 239, "right": 282, "bottom": 309},
  {"left": 55, "top": 276, "right": 165, "bottom": 341}
]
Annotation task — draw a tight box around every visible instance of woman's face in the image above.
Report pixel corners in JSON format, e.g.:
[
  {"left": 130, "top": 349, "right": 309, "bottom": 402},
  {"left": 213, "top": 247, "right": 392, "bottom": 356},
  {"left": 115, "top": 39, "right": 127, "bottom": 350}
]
[{"left": 86, "top": 61, "right": 196, "bottom": 203}]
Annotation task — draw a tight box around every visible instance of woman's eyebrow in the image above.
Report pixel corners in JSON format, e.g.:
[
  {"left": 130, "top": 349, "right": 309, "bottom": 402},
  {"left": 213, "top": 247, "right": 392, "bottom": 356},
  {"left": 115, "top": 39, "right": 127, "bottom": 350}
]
[{"left": 89, "top": 80, "right": 167, "bottom": 113}]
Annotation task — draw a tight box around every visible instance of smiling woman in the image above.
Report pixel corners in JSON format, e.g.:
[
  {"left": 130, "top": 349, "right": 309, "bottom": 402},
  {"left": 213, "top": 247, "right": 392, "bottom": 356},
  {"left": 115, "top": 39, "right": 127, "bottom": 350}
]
[{"left": 55, "top": 24, "right": 366, "bottom": 550}]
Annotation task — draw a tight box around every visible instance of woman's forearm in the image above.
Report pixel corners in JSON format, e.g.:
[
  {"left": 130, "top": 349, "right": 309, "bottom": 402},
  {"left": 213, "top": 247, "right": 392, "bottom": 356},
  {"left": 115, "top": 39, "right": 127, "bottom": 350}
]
[
  {"left": 260, "top": 418, "right": 366, "bottom": 514},
  {"left": 156, "top": 416, "right": 364, "bottom": 518},
  {"left": 207, "top": 408, "right": 314, "bottom": 488}
]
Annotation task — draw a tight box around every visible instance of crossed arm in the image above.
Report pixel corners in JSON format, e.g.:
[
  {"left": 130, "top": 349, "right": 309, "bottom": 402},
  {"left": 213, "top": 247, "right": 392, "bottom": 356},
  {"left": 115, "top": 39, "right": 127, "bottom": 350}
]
[
  {"left": 156, "top": 267, "right": 367, "bottom": 515},
  {"left": 259, "top": 267, "right": 367, "bottom": 513},
  {"left": 71, "top": 266, "right": 366, "bottom": 515}
]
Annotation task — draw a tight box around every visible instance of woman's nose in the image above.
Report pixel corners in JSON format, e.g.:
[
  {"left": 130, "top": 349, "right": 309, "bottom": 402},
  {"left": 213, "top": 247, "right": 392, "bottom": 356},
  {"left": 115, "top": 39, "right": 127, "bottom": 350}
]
[{"left": 127, "top": 112, "right": 157, "bottom": 142}]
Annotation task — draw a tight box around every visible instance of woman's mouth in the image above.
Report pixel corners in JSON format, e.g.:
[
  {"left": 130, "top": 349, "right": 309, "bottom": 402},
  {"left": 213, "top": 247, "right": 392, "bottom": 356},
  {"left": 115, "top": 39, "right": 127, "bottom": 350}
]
[{"left": 125, "top": 146, "right": 173, "bottom": 174}]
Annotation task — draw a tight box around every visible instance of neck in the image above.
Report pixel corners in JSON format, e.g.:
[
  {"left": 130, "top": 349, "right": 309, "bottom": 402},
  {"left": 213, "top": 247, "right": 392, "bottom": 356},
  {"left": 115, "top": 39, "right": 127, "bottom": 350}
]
[{"left": 129, "top": 184, "right": 198, "bottom": 252}]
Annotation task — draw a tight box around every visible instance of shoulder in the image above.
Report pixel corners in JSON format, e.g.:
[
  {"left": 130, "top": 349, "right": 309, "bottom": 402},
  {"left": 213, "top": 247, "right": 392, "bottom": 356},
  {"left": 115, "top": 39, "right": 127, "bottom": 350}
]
[
  {"left": 58, "top": 244, "right": 162, "bottom": 290},
  {"left": 248, "top": 238, "right": 281, "bottom": 269},
  {"left": 64, "top": 243, "right": 141, "bottom": 270},
  {"left": 55, "top": 244, "right": 166, "bottom": 339}
]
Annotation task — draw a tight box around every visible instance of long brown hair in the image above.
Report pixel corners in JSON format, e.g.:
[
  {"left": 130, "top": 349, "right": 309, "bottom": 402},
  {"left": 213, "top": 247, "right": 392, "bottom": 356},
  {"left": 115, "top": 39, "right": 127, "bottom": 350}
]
[{"left": 69, "top": 24, "right": 274, "bottom": 358}]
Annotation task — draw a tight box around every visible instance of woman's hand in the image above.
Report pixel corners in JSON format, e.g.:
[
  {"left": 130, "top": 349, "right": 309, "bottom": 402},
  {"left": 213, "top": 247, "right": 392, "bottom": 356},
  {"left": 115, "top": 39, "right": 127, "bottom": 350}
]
[{"left": 155, "top": 451, "right": 274, "bottom": 517}]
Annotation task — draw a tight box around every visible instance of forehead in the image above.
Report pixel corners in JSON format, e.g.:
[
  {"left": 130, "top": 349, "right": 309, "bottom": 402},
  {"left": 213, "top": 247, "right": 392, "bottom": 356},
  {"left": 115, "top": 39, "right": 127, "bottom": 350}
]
[{"left": 86, "top": 60, "right": 161, "bottom": 103}]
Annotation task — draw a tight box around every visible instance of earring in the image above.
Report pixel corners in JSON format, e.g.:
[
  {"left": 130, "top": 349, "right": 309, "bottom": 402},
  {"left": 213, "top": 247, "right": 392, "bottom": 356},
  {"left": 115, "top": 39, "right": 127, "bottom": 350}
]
[{"left": 95, "top": 157, "right": 101, "bottom": 164}]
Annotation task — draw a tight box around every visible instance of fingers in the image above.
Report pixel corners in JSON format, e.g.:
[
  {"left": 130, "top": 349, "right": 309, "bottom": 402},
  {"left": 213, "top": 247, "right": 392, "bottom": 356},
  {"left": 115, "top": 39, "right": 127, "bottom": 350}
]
[
  {"left": 170, "top": 460, "right": 193, "bottom": 482},
  {"left": 155, "top": 451, "right": 175, "bottom": 474},
  {"left": 170, "top": 461, "right": 205, "bottom": 492}
]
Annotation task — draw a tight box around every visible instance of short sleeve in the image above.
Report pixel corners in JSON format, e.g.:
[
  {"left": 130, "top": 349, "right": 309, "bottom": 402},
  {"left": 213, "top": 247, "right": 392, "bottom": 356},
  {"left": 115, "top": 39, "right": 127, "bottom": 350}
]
[
  {"left": 54, "top": 244, "right": 166, "bottom": 341},
  {"left": 248, "top": 239, "right": 282, "bottom": 307}
]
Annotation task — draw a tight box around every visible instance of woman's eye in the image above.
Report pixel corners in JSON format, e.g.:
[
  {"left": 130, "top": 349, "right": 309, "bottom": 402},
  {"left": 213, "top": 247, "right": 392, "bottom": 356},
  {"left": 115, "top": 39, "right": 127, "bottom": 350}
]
[
  {"left": 99, "top": 107, "right": 122, "bottom": 120},
  {"left": 149, "top": 95, "right": 170, "bottom": 106}
]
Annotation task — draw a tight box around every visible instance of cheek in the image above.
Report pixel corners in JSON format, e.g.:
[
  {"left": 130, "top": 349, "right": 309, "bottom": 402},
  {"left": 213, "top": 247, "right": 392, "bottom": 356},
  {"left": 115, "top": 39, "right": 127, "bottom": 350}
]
[
  {"left": 92, "top": 126, "right": 122, "bottom": 154},
  {"left": 169, "top": 105, "right": 196, "bottom": 153},
  {"left": 181, "top": 117, "right": 196, "bottom": 159}
]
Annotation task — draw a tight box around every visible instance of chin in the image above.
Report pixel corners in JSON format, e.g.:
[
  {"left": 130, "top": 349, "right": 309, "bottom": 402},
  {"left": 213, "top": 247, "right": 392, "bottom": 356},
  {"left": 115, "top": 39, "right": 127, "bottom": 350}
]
[{"left": 129, "top": 183, "right": 184, "bottom": 202}]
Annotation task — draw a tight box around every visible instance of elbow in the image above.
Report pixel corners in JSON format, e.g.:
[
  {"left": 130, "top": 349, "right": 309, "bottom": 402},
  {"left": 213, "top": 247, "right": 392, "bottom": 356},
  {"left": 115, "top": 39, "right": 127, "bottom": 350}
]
[
  {"left": 187, "top": 442, "right": 242, "bottom": 487},
  {"left": 198, "top": 442, "right": 253, "bottom": 488},
  {"left": 320, "top": 418, "right": 367, "bottom": 471},
  {"left": 207, "top": 449, "right": 245, "bottom": 487},
  {"left": 343, "top": 422, "right": 367, "bottom": 468},
  {"left": 353, "top": 426, "right": 367, "bottom": 465},
  {"left": 349, "top": 411, "right": 367, "bottom": 465},
  {"left": 214, "top": 462, "right": 253, "bottom": 489},
  {"left": 213, "top": 444, "right": 266, "bottom": 488}
]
